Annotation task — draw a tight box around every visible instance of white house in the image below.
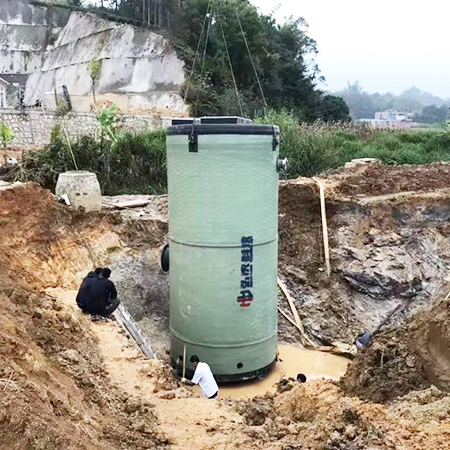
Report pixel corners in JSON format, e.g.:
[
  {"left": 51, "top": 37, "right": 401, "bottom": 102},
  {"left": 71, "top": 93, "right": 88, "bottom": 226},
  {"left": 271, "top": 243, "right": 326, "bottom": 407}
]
[{"left": 0, "top": 77, "right": 10, "bottom": 108}]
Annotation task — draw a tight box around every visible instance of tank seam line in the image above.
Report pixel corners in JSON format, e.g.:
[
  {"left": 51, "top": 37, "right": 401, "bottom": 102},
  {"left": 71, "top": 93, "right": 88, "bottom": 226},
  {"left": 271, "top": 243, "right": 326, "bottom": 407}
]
[
  {"left": 170, "top": 330, "right": 277, "bottom": 348},
  {"left": 168, "top": 238, "right": 278, "bottom": 248}
]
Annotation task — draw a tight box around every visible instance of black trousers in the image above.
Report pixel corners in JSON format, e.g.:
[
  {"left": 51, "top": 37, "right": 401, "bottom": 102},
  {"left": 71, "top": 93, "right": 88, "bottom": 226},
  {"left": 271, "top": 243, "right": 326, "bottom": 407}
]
[
  {"left": 84, "top": 298, "right": 120, "bottom": 317},
  {"left": 208, "top": 391, "right": 218, "bottom": 399},
  {"left": 102, "top": 298, "right": 120, "bottom": 317}
]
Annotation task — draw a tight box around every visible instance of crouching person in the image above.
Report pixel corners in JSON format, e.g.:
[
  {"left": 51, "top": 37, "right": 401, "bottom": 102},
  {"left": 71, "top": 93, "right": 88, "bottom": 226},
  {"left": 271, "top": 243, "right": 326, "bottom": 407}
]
[
  {"left": 87, "top": 268, "right": 120, "bottom": 321},
  {"left": 181, "top": 355, "right": 219, "bottom": 399},
  {"left": 76, "top": 267, "right": 102, "bottom": 313}
]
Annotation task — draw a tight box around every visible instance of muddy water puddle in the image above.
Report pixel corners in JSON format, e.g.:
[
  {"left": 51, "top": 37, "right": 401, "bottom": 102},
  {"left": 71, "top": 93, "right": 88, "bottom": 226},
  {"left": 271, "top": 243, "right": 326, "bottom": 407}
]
[{"left": 207, "top": 344, "right": 349, "bottom": 399}]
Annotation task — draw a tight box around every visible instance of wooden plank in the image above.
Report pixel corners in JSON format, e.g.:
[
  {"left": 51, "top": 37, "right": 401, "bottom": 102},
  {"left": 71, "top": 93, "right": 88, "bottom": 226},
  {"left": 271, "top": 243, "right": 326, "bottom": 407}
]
[
  {"left": 278, "top": 307, "right": 299, "bottom": 330},
  {"left": 110, "top": 200, "right": 150, "bottom": 209},
  {"left": 278, "top": 279, "right": 355, "bottom": 358},
  {"left": 183, "top": 344, "right": 187, "bottom": 379}
]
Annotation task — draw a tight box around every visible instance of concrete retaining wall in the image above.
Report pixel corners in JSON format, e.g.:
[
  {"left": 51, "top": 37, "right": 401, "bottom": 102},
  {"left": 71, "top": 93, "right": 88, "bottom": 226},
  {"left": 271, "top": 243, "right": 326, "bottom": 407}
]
[{"left": 0, "top": 109, "right": 170, "bottom": 146}]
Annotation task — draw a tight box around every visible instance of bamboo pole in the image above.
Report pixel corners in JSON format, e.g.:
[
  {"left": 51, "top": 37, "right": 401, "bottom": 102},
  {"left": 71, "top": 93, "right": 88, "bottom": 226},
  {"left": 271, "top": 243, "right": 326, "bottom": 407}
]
[
  {"left": 277, "top": 277, "right": 316, "bottom": 348},
  {"left": 278, "top": 307, "right": 301, "bottom": 331},
  {"left": 312, "top": 177, "right": 331, "bottom": 277}
]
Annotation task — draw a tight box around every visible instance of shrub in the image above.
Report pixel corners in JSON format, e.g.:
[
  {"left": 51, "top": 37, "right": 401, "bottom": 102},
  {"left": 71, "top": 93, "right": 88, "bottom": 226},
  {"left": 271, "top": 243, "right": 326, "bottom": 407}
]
[
  {"left": 1, "top": 127, "right": 167, "bottom": 195},
  {"left": 4, "top": 111, "right": 450, "bottom": 195},
  {"left": 1, "top": 123, "right": 15, "bottom": 148}
]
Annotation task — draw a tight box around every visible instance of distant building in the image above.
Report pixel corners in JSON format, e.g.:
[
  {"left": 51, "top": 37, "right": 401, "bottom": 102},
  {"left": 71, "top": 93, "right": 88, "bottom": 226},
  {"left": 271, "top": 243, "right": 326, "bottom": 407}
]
[
  {"left": 0, "top": 77, "right": 10, "bottom": 108},
  {"left": 359, "top": 110, "right": 412, "bottom": 130}
]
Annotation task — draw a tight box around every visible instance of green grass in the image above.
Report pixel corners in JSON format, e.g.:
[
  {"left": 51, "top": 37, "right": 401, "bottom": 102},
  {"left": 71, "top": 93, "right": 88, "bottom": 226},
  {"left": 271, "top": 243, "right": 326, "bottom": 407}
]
[
  {"left": 256, "top": 110, "right": 450, "bottom": 178},
  {"left": 3, "top": 113, "right": 450, "bottom": 195}
]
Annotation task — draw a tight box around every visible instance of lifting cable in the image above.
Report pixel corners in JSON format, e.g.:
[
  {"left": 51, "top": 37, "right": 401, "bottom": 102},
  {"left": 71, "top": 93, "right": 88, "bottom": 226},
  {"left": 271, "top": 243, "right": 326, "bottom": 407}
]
[
  {"left": 183, "top": 0, "right": 214, "bottom": 104},
  {"left": 218, "top": 14, "right": 244, "bottom": 117},
  {"left": 195, "top": 3, "right": 213, "bottom": 111},
  {"left": 234, "top": 7, "right": 268, "bottom": 108}
]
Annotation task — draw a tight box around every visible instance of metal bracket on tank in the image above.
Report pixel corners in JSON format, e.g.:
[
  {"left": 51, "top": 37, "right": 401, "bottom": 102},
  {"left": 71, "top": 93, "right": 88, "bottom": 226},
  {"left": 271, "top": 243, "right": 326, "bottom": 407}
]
[
  {"left": 189, "top": 125, "right": 198, "bottom": 153},
  {"left": 272, "top": 126, "right": 280, "bottom": 151}
]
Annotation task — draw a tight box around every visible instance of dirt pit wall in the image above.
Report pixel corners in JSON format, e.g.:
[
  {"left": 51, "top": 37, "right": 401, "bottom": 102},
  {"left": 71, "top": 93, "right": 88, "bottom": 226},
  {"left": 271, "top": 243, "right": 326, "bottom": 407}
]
[
  {"left": 3, "top": 163, "right": 450, "bottom": 356},
  {"left": 279, "top": 164, "right": 450, "bottom": 346},
  {"left": 3, "top": 164, "right": 450, "bottom": 448}
]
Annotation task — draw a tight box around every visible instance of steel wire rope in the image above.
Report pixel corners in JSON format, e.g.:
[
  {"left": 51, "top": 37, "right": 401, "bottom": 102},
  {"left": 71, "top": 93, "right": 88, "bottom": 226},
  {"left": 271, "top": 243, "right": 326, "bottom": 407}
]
[
  {"left": 194, "top": 4, "right": 213, "bottom": 113},
  {"left": 217, "top": 13, "right": 244, "bottom": 117},
  {"left": 183, "top": 0, "right": 214, "bottom": 104},
  {"left": 234, "top": 6, "right": 268, "bottom": 108}
]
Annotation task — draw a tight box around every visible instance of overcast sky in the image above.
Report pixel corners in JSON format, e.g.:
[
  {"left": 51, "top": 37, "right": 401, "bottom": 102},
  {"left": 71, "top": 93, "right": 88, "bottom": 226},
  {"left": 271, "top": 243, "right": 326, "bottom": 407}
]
[{"left": 250, "top": 0, "right": 450, "bottom": 98}]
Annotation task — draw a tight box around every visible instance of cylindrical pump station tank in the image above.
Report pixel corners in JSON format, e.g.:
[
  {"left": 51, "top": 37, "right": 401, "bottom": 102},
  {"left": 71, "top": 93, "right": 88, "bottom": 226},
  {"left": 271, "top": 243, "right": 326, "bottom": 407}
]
[{"left": 167, "top": 121, "right": 281, "bottom": 381}]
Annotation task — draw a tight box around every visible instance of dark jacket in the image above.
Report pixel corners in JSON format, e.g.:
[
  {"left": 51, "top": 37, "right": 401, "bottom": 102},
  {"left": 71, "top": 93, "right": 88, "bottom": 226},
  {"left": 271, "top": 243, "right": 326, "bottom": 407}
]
[
  {"left": 86, "top": 276, "right": 118, "bottom": 315},
  {"left": 76, "top": 272, "right": 97, "bottom": 310}
]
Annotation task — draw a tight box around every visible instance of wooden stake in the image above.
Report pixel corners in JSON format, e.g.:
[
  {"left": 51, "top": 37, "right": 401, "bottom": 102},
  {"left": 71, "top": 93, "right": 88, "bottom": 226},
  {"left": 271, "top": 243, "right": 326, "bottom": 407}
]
[
  {"left": 182, "top": 344, "right": 187, "bottom": 379},
  {"left": 312, "top": 177, "right": 331, "bottom": 277}
]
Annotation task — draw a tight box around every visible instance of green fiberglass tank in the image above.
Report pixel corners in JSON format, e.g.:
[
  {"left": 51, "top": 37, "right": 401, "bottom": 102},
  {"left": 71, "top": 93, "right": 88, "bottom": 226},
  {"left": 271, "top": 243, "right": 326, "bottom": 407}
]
[{"left": 167, "top": 120, "right": 282, "bottom": 382}]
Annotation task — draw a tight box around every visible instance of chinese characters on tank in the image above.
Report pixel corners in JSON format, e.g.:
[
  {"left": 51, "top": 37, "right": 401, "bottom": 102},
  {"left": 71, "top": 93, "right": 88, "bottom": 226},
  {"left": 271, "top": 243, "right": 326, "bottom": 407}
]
[{"left": 237, "top": 236, "right": 254, "bottom": 308}]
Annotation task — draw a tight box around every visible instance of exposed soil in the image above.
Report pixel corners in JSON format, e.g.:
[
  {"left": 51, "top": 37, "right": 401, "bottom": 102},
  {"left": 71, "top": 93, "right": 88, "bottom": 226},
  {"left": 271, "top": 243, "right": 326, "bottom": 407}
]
[
  {"left": 341, "top": 281, "right": 450, "bottom": 402},
  {"left": 278, "top": 163, "right": 450, "bottom": 347},
  {"left": 334, "top": 163, "right": 450, "bottom": 197},
  {"left": 0, "top": 283, "right": 168, "bottom": 449},
  {"left": 230, "top": 380, "right": 450, "bottom": 449},
  {"left": 3, "top": 162, "right": 450, "bottom": 448}
]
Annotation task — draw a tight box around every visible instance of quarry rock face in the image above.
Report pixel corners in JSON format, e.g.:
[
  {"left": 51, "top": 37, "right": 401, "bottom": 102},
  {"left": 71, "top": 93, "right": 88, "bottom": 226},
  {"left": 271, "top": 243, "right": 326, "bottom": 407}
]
[
  {"left": 1, "top": 0, "right": 187, "bottom": 114},
  {"left": 23, "top": 11, "right": 187, "bottom": 113},
  {"left": 0, "top": 0, "right": 70, "bottom": 79}
]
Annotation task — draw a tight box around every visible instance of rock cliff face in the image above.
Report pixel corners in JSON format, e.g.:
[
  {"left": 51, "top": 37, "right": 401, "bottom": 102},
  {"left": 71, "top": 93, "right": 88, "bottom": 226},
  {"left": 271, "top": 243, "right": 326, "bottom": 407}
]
[
  {"left": 0, "top": 0, "right": 70, "bottom": 83},
  {"left": 24, "top": 12, "right": 187, "bottom": 113},
  {"left": 1, "top": 0, "right": 187, "bottom": 114}
]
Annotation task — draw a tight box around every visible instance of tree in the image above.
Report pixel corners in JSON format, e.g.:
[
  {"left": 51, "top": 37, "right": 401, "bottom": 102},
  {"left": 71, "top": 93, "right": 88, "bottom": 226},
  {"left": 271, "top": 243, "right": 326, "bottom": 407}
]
[
  {"left": 167, "top": 0, "right": 323, "bottom": 120},
  {"left": 87, "top": 60, "right": 102, "bottom": 104},
  {"left": 320, "top": 95, "right": 351, "bottom": 122},
  {"left": 336, "top": 81, "right": 376, "bottom": 119},
  {"left": 336, "top": 81, "right": 449, "bottom": 120},
  {"left": 416, "top": 105, "right": 449, "bottom": 124}
]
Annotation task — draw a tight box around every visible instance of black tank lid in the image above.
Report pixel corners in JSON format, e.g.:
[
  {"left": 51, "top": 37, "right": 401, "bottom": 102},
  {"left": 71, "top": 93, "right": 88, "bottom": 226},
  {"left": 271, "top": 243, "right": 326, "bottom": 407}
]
[{"left": 167, "top": 124, "right": 279, "bottom": 136}]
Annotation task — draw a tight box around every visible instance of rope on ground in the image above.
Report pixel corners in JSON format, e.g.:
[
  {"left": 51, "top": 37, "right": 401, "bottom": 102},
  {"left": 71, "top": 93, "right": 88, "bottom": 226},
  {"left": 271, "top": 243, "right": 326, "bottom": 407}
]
[
  {"left": 217, "top": 14, "right": 244, "bottom": 117},
  {"left": 183, "top": 0, "right": 214, "bottom": 104},
  {"left": 234, "top": 7, "right": 268, "bottom": 108}
]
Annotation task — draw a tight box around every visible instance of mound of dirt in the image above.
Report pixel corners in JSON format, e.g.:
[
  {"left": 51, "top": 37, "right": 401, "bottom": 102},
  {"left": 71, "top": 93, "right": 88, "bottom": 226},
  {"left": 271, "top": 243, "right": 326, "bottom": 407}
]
[
  {"left": 0, "top": 183, "right": 172, "bottom": 449},
  {"left": 0, "top": 282, "right": 169, "bottom": 450},
  {"left": 230, "top": 380, "right": 450, "bottom": 450},
  {"left": 341, "top": 284, "right": 450, "bottom": 402},
  {"left": 334, "top": 163, "right": 450, "bottom": 197},
  {"left": 340, "top": 326, "right": 430, "bottom": 403}
]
